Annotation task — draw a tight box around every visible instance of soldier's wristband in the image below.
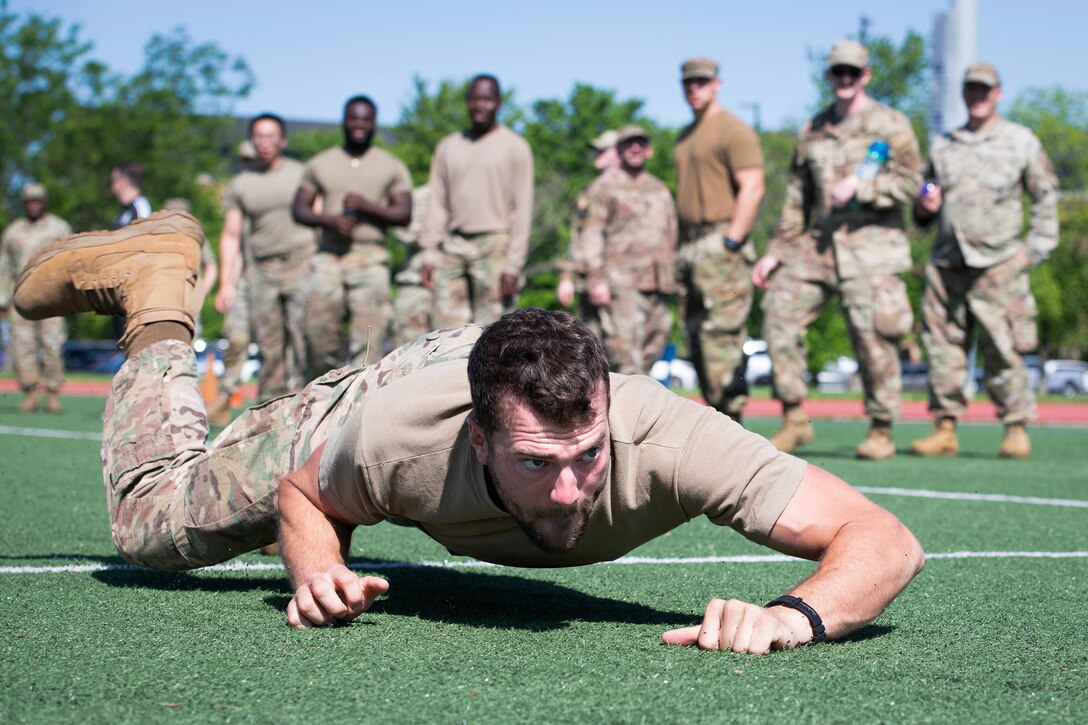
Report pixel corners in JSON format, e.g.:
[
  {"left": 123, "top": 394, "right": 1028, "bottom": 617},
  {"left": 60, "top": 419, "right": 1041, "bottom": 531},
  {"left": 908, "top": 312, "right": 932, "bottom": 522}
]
[
  {"left": 765, "top": 595, "right": 826, "bottom": 644},
  {"left": 724, "top": 236, "right": 747, "bottom": 252}
]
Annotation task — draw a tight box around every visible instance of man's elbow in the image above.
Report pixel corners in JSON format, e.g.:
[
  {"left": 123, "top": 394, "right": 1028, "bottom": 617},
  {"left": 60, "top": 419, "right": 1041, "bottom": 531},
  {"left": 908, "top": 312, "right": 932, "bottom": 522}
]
[{"left": 888, "top": 512, "right": 926, "bottom": 581}]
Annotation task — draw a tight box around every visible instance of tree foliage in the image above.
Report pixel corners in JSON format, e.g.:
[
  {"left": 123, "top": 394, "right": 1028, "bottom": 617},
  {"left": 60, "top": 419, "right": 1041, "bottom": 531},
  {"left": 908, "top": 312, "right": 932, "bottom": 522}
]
[{"left": 1007, "top": 86, "right": 1088, "bottom": 192}]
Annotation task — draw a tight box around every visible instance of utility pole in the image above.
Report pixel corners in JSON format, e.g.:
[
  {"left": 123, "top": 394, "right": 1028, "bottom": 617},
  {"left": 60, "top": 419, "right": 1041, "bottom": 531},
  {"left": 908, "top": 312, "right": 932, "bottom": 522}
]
[
  {"left": 858, "top": 15, "right": 872, "bottom": 44},
  {"left": 740, "top": 102, "right": 762, "bottom": 132}
]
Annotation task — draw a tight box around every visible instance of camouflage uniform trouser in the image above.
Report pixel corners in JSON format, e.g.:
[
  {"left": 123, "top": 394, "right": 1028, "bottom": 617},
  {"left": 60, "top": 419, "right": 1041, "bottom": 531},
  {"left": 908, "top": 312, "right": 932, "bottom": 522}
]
[
  {"left": 306, "top": 248, "right": 391, "bottom": 378},
  {"left": 218, "top": 275, "right": 252, "bottom": 398},
  {"left": 583, "top": 288, "right": 671, "bottom": 376},
  {"left": 249, "top": 251, "right": 313, "bottom": 401},
  {"left": 9, "top": 309, "right": 65, "bottom": 393},
  {"left": 392, "top": 253, "right": 435, "bottom": 348},
  {"left": 763, "top": 264, "right": 912, "bottom": 422},
  {"left": 431, "top": 232, "right": 514, "bottom": 328},
  {"left": 922, "top": 255, "right": 1037, "bottom": 424},
  {"left": 676, "top": 229, "right": 752, "bottom": 416},
  {"left": 101, "top": 326, "right": 481, "bottom": 571}
]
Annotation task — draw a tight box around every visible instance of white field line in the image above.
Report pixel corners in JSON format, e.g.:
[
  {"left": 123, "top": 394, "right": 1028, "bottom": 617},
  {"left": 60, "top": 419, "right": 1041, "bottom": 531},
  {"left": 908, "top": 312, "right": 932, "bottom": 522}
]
[
  {"left": 0, "top": 424, "right": 102, "bottom": 441},
  {"left": 855, "top": 486, "right": 1088, "bottom": 508},
  {"left": 2, "top": 550, "right": 1086, "bottom": 575}
]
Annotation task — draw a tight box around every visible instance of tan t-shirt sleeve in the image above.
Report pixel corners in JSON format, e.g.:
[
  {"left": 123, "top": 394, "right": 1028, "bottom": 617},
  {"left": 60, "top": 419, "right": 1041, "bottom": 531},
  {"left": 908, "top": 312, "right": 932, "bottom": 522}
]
[
  {"left": 724, "top": 122, "right": 765, "bottom": 172},
  {"left": 298, "top": 159, "right": 321, "bottom": 194}
]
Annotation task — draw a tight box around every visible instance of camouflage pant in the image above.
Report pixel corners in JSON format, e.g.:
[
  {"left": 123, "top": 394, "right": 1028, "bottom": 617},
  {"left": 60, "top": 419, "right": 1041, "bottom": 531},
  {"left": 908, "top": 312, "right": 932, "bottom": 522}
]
[
  {"left": 763, "top": 265, "right": 912, "bottom": 422},
  {"left": 101, "top": 326, "right": 482, "bottom": 571},
  {"left": 306, "top": 249, "right": 391, "bottom": 378},
  {"left": 431, "top": 232, "right": 514, "bottom": 328},
  {"left": 583, "top": 289, "right": 671, "bottom": 376},
  {"left": 9, "top": 309, "right": 65, "bottom": 393},
  {"left": 676, "top": 230, "right": 753, "bottom": 416},
  {"left": 921, "top": 256, "right": 1037, "bottom": 424},
  {"left": 218, "top": 275, "right": 252, "bottom": 398},
  {"left": 249, "top": 252, "right": 313, "bottom": 401},
  {"left": 393, "top": 283, "right": 435, "bottom": 348}
]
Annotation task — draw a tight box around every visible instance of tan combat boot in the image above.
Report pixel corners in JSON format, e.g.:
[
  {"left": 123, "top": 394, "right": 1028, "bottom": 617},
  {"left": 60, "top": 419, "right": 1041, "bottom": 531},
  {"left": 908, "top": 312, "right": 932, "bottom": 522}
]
[
  {"left": 910, "top": 417, "right": 958, "bottom": 457},
  {"left": 205, "top": 393, "right": 233, "bottom": 428},
  {"left": 44, "top": 391, "right": 64, "bottom": 413},
  {"left": 12, "top": 210, "right": 205, "bottom": 350},
  {"left": 999, "top": 423, "right": 1031, "bottom": 459},
  {"left": 856, "top": 420, "right": 896, "bottom": 460},
  {"left": 17, "top": 388, "right": 41, "bottom": 413},
  {"left": 769, "top": 404, "right": 814, "bottom": 453}
]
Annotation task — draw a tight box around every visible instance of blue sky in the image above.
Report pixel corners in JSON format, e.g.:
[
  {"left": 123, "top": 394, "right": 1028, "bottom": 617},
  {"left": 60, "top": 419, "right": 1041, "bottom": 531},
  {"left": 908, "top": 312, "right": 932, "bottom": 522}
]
[{"left": 14, "top": 0, "right": 1086, "bottom": 130}]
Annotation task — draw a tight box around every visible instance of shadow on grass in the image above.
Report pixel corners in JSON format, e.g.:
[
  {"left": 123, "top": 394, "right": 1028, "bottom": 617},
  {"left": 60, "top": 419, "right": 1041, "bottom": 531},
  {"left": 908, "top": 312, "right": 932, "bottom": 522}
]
[
  {"left": 91, "top": 567, "right": 292, "bottom": 595},
  {"left": 836, "top": 623, "right": 895, "bottom": 644}
]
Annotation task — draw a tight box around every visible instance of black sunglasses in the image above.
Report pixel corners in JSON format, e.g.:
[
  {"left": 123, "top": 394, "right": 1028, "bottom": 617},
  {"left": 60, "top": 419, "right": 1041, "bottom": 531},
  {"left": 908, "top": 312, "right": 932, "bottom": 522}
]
[{"left": 830, "top": 65, "right": 863, "bottom": 79}]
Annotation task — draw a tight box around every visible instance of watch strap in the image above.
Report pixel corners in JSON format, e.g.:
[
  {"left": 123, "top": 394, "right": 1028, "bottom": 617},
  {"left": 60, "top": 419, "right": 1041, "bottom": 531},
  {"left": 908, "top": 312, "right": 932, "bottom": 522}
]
[{"left": 765, "top": 594, "right": 826, "bottom": 644}]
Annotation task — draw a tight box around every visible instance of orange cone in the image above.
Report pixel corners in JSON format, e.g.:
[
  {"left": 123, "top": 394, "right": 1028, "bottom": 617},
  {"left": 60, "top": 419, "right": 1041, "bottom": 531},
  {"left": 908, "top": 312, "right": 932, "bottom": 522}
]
[{"left": 200, "top": 350, "right": 219, "bottom": 404}]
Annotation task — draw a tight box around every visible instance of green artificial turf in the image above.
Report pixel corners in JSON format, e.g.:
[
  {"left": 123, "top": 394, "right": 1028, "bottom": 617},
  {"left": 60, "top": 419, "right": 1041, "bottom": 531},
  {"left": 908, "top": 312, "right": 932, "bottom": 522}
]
[{"left": 1, "top": 392, "right": 1085, "bottom": 723}]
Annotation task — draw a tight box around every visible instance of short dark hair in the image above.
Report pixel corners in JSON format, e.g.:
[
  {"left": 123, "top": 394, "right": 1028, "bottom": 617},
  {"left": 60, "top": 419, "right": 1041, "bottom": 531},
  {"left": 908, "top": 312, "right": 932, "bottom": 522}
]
[
  {"left": 467, "top": 308, "right": 610, "bottom": 434},
  {"left": 343, "top": 95, "right": 376, "bottom": 115},
  {"left": 467, "top": 74, "right": 501, "bottom": 97},
  {"left": 248, "top": 113, "right": 286, "bottom": 137},
  {"left": 112, "top": 162, "right": 143, "bottom": 188}
]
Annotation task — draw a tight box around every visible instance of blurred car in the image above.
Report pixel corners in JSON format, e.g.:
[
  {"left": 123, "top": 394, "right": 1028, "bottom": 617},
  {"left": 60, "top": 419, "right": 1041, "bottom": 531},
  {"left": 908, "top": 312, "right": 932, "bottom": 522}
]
[
  {"left": 194, "top": 338, "right": 261, "bottom": 382},
  {"left": 900, "top": 361, "right": 930, "bottom": 392},
  {"left": 816, "top": 356, "right": 860, "bottom": 393},
  {"left": 1043, "top": 359, "right": 1088, "bottom": 397},
  {"left": 969, "top": 353, "right": 1041, "bottom": 395},
  {"left": 743, "top": 338, "right": 773, "bottom": 385},
  {"left": 649, "top": 338, "right": 773, "bottom": 391},
  {"left": 650, "top": 356, "right": 698, "bottom": 390},
  {"left": 62, "top": 339, "right": 125, "bottom": 373}
]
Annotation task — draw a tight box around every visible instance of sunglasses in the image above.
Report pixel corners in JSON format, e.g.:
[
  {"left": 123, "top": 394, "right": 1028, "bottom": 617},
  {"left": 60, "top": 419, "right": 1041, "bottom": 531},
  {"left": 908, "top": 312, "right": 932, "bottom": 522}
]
[{"left": 830, "top": 65, "right": 863, "bottom": 79}]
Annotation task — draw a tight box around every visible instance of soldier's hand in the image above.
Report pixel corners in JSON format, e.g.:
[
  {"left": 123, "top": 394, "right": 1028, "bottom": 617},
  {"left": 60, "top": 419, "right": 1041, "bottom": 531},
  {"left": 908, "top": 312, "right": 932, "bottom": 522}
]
[
  {"left": 661, "top": 598, "right": 811, "bottom": 654},
  {"left": 342, "top": 192, "right": 368, "bottom": 211},
  {"left": 286, "top": 566, "right": 389, "bottom": 628},
  {"left": 918, "top": 185, "right": 942, "bottom": 214},
  {"left": 556, "top": 277, "right": 576, "bottom": 307},
  {"left": 500, "top": 273, "right": 519, "bottom": 302},
  {"left": 830, "top": 175, "right": 860, "bottom": 208},
  {"left": 332, "top": 214, "right": 357, "bottom": 237},
  {"left": 751, "top": 255, "right": 781, "bottom": 289},
  {"left": 420, "top": 263, "right": 435, "bottom": 291},
  {"left": 587, "top": 280, "right": 611, "bottom": 307},
  {"left": 214, "top": 285, "right": 235, "bottom": 314}
]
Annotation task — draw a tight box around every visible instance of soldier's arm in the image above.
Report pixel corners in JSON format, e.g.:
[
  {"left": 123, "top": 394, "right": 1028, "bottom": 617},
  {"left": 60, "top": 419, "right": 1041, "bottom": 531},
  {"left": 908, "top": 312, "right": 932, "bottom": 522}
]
[
  {"left": 856, "top": 114, "right": 923, "bottom": 209},
  {"left": 1022, "top": 140, "right": 1060, "bottom": 265},
  {"left": 280, "top": 442, "right": 389, "bottom": 628},
  {"left": 214, "top": 207, "right": 244, "bottom": 313},
  {"left": 726, "top": 166, "right": 765, "bottom": 244}
]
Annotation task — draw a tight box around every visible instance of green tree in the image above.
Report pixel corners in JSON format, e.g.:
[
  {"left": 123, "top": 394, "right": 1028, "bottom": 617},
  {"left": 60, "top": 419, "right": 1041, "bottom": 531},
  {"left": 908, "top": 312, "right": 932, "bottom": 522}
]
[{"left": 1007, "top": 87, "right": 1088, "bottom": 192}]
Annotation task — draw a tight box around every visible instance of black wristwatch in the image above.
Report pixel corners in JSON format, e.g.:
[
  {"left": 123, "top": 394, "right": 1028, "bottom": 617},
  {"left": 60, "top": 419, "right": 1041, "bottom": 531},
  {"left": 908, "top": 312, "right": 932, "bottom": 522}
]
[
  {"left": 765, "top": 595, "right": 826, "bottom": 644},
  {"left": 724, "top": 236, "right": 747, "bottom": 252}
]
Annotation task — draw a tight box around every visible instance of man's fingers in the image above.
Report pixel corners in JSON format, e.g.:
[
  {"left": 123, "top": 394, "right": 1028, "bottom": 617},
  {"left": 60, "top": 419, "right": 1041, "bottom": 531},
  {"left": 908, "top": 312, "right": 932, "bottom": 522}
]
[
  {"left": 660, "top": 625, "right": 701, "bottom": 646},
  {"left": 697, "top": 598, "right": 727, "bottom": 650}
]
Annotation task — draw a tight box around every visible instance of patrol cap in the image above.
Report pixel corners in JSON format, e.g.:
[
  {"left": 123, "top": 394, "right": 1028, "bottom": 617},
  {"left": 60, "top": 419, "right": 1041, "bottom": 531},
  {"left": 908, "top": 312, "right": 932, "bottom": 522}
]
[
  {"left": 827, "top": 39, "right": 869, "bottom": 69},
  {"left": 237, "top": 139, "right": 257, "bottom": 160},
  {"left": 21, "top": 183, "right": 47, "bottom": 201},
  {"left": 589, "top": 129, "right": 619, "bottom": 152},
  {"left": 964, "top": 62, "right": 1001, "bottom": 87},
  {"left": 681, "top": 56, "right": 718, "bottom": 81},
  {"left": 616, "top": 125, "right": 651, "bottom": 145},
  {"left": 163, "top": 198, "right": 192, "bottom": 212}
]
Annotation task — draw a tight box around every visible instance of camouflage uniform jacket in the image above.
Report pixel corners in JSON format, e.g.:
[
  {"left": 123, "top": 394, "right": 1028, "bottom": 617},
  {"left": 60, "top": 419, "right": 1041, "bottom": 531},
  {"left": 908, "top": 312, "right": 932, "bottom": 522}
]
[
  {"left": 0, "top": 213, "right": 72, "bottom": 308},
  {"left": 922, "top": 118, "right": 1058, "bottom": 268},
  {"left": 570, "top": 168, "right": 678, "bottom": 292},
  {"left": 768, "top": 99, "right": 922, "bottom": 280}
]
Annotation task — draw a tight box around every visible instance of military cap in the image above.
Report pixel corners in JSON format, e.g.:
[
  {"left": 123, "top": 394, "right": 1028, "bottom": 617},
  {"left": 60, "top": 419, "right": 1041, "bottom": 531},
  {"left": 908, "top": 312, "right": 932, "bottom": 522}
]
[
  {"left": 681, "top": 56, "right": 718, "bottom": 81},
  {"left": 827, "top": 39, "right": 869, "bottom": 69},
  {"left": 589, "top": 129, "right": 619, "bottom": 152},
  {"left": 237, "top": 139, "right": 257, "bottom": 160},
  {"left": 964, "top": 62, "right": 1001, "bottom": 87},
  {"left": 616, "top": 125, "right": 651, "bottom": 145},
  {"left": 21, "top": 183, "right": 47, "bottom": 201}
]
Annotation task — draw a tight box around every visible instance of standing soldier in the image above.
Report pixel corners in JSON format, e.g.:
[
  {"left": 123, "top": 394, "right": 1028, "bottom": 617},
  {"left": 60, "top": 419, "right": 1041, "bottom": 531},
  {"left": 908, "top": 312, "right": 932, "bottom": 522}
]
[
  {"left": 390, "top": 185, "right": 435, "bottom": 347},
  {"left": 0, "top": 184, "right": 72, "bottom": 412},
  {"left": 753, "top": 40, "right": 922, "bottom": 460},
  {"left": 293, "top": 96, "right": 412, "bottom": 374},
  {"left": 213, "top": 113, "right": 315, "bottom": 417},
  {"left": 560, "top": 125, "right": 677, "bottom": 374},
  {"left": 556, "top": 129, "right": 620, "bottom": 311},
  {"left": 910, "top": 64, "right": 1059, "bottom": 459},
  {"left": 419, "top": 74, "right": 534, "bottom": 327},
  {"left": 674, "top": 57, "right": 766, "bottom": 422}
]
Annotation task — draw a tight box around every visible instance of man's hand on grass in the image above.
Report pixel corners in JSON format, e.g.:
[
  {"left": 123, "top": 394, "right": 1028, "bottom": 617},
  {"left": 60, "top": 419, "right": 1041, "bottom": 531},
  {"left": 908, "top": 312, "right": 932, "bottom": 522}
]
[
  {"left": 660, "top": 598, "right": 812, "bottom": 654},
  {"left": 286, "top": 565, "right": 389, "bottom": 628}
]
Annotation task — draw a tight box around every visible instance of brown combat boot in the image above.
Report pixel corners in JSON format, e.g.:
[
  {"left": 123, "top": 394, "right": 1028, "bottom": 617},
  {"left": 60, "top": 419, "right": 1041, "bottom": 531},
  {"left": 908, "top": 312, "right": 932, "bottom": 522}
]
[
  {"left": 856, "top": 420, "right": 896, "bottom": 460},
  {"left": 17, "top": 388, "right": 41, "bottom": 413},
  {"left": 769, "top": 404, "right": 814, "bottom": 453},
  {"left": 12, "top": 210, "right": 205, "bottom": 350},
  {"left": 910, "top": 417, "right": 958, "bottom": 457},
  {"left": 999, "top": 423, "right": 1031, "bottom": 459},
  {"left": 44, "top": 391, "right": 64, "bottom": 413},
  {"left": 205, "top": 393, "right": 233, "bottom": 428}
]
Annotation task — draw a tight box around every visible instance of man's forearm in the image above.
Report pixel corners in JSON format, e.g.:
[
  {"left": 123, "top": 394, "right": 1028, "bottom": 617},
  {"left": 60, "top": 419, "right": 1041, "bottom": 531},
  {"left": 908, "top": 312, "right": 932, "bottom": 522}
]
[
  {"left": 726, "top": 173, "right": 765, "bottom": 242},
  {"left": 278, "top": 474, "right": 355, "bottom": 589}
]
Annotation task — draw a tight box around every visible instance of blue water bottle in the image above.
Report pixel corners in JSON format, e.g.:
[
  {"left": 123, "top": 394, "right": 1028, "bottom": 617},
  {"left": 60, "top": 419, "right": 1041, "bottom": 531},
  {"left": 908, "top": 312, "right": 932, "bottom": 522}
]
[{"left": 857, "top": 140, "right": 890, "bottom": 179}]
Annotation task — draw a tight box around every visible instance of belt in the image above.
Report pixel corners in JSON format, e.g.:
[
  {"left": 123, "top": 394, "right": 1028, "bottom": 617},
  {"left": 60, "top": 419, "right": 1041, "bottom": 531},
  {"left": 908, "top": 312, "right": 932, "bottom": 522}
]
[{"left": 679, "top": 221, "right": 728, "bottom": 243}]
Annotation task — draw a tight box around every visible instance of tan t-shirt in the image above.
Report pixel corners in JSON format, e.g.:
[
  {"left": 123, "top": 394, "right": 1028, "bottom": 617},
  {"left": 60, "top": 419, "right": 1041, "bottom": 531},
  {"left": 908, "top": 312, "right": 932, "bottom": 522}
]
[
  {"left": 320, "top": 359, "right": 807, "bottom": 567},
  {"left": 224, "top": 157, "right": 315, "bottom": 260},
  {"left": 419, "top": 126, "right": 534, "bottom": 275},
  {"left": 674, "top": 110, "right": 764, "bottom": 228},
  {"left": 300, "top": 145, "right": 412, "bottom": 250}
]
